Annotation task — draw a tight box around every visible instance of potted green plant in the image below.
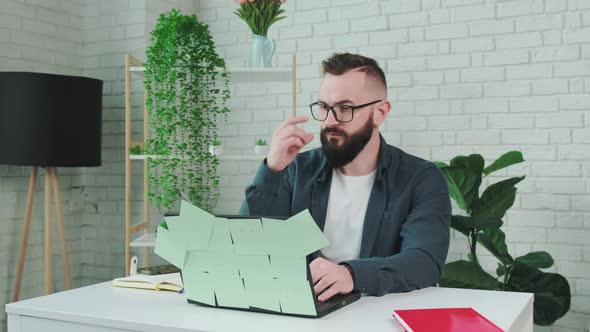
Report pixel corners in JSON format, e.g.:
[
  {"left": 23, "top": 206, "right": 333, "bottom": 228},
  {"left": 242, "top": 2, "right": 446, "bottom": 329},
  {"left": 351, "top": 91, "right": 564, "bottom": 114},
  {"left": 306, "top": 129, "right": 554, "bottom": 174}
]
[
  {"left": 129, "top": 145, "right": 143, "bottom": 155},
  {"left": 144, "top": 9, "right": 230, "bottom": 212},
  {"left": 234, "top": 0, "right": 288, "bottom": 67},
  {"left": 434, "top": 151, "right": 570, "bottom": 326},
  {"left": 254, "top": 138, "right": 268, "bottom": 155},
  {"left": 208, "top": 139, "right": 223, "bottom": 157}
]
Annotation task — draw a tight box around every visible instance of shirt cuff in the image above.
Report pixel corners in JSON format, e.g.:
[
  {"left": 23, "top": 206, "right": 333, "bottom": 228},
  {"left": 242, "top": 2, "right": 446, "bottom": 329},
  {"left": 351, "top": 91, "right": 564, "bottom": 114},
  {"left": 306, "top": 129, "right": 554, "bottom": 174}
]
[
  {"left": 252, "top": 158, "right": 286, "bottom": 188},
  {"left": 341, "top": 259, "right": 374, "bottom": 294}
]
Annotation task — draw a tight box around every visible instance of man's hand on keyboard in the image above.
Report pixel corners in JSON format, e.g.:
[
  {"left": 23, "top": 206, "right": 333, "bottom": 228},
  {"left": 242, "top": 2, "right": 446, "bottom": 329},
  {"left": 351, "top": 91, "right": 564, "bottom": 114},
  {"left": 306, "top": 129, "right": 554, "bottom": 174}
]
[{"left": 310, "top": 257, "right": 354, "bottom": 302}]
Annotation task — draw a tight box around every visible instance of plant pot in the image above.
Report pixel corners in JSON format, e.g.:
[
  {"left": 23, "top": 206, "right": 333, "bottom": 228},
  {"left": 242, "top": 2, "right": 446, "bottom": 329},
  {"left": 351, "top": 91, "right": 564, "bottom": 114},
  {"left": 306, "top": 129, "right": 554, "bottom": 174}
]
[
  {"left": 248, "top": 34, "right": 275, "bottom": 68},
  {"left": 208, "top": 145, "right": 223, "bottom": 156},
  {"left": 254, "top": 145, "right": 268, "bottom": 156}
]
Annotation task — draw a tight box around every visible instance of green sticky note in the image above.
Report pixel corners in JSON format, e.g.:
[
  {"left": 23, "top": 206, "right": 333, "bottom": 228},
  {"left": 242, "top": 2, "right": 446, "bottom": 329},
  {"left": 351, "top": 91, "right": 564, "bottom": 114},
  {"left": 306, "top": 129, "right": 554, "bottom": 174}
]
[
  {"left": 286, "top": 210, "right": 329, "bottom": 256},
  {"left": 244, "top": 276, "right": 281, "bottom": 312},
  {"left": 209, "top": 251, "right": 240, "bottom": 275},
  {"left": 210, "top": 218, "right": 233, "bottom": 252},
  {"left": 175, "top": 200, "right": 215, "bottom": 251},
  {"left": 154, "top": 224, "right": 186, "bottom": 268},
  {"left": 163, "top": 215, "right": 181, "bottom": 230},
  {"left": 212, "top": 274, "right": 249, "bottom": 309},
  {"left": 269, "top": 255, "right": 307, "bottom": 281},
  {"left": 230, "top": 218, "right": 267, "bottom": 255},
  {"left": 260, "top": 218, "right": 292, "bottom": 254},
  {"left": 238, "top": 255, "right": 272, "bottom": 279},
  {"left": 279, "top": 278, "right": 317, "bottom": 316},
  {"left": 183, "top": 251, "right": 215, "bottom": 306},
  {"left": 182, "top": 250, "right": 238, "bottom": 275},
  {"left": 262, "top": 212, "right": 329, "bottom": 256}
]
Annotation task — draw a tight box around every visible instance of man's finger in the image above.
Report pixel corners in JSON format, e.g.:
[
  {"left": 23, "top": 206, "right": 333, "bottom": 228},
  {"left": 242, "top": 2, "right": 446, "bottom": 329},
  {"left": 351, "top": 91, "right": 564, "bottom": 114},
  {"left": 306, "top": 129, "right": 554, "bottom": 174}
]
[
  {"left": 277, "top": 116, "right": 309, "bottom": 131},
  {"left": 310, "top": 258, "right": 328, "bottom": 284},
  {"left": 278, "top": 126, "right": 310, "bottom": 141},
  {"left": 318, "top": 285, "right": 339, "bottom": 302},
  {"left": 313, "top": 275, "right": 335, "bottom": 296},
  {"left": 284, "top": 137, "right": 305, "bottom": 152},
  {"left": 310, "top": 266, "right": 327, "bottom": 285}
]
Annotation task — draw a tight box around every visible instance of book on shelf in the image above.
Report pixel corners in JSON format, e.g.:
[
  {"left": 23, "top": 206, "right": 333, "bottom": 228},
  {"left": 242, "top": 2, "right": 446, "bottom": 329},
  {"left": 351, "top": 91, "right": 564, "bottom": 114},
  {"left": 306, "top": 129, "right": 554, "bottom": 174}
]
[{"left": 112, "top": 272, "right": 182, "bottom": 292}]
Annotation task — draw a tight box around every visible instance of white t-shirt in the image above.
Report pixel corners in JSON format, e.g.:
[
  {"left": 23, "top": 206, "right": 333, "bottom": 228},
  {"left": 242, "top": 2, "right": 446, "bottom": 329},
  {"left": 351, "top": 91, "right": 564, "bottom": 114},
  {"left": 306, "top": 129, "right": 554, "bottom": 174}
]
[{"left": 320, "top": 168, "right": 377, "bottom": 263}]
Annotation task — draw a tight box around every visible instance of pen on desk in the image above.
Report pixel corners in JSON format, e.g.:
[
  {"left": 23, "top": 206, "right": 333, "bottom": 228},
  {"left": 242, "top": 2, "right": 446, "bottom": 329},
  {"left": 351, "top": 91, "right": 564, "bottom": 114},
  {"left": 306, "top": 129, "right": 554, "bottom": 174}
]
[{"left": 179, "top": 288, "right": 184, "bottom": 294}]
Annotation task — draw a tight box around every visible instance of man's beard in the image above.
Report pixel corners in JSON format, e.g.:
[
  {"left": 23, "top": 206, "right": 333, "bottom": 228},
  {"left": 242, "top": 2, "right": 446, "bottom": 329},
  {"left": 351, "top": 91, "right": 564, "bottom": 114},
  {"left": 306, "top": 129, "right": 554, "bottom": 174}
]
[{"left": 320, "top": 115, "right": 374, "bottom": 169}]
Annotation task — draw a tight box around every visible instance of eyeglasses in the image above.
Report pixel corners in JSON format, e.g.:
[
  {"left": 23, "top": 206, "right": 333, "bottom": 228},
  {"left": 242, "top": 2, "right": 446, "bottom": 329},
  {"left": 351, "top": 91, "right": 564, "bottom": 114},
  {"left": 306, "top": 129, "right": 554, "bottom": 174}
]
[{"left": 309, "top": 100, "right": 381, "bottom": 123}]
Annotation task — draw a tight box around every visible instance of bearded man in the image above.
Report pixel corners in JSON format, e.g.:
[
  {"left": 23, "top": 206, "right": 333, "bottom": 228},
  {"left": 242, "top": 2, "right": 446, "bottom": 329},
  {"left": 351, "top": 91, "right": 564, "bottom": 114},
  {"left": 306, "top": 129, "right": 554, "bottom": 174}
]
[{"left": 240, "top": 53, "right": 451, "bottom": 302}]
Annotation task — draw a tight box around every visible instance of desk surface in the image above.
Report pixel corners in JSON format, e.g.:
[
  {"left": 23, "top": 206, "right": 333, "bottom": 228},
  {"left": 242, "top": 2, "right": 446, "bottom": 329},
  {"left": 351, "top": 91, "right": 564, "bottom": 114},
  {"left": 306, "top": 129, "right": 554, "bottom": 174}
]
[{"left": 6, "top": 282, "right": 533, "bottom": 332}]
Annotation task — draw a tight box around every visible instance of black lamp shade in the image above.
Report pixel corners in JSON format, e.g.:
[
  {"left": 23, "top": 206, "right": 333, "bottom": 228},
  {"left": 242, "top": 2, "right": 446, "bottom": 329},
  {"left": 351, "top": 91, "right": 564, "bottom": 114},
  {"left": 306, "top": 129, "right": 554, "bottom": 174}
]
[{"left": 0, "top": 72, "right": 103, "bottom": 167}]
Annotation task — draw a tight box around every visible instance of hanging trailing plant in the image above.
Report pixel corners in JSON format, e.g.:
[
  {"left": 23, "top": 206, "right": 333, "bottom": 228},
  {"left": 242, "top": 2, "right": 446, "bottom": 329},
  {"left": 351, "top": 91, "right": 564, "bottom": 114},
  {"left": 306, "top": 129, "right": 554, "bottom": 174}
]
[{"left": 144, "top": 9, "right": 230, "bottom": 212}]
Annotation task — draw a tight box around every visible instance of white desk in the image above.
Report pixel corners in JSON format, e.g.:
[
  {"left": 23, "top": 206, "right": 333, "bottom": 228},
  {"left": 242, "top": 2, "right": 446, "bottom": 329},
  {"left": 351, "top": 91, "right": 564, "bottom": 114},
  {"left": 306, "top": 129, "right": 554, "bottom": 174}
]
[{"left": 6, "top": 282, "right": 533, "bottom": 332}]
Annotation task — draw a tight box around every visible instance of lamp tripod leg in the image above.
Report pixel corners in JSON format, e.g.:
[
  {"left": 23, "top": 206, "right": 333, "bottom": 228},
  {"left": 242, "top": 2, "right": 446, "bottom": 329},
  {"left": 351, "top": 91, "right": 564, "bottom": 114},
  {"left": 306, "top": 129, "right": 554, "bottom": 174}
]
[
  {"left": 50, "top": 167, "right": 72, "bottom": 290},
  {"left": 12, "top": 167, "right": 38, "bottom": 303},
  {"left": 44, "top": 167, "right": 54, "bottom": 294}
]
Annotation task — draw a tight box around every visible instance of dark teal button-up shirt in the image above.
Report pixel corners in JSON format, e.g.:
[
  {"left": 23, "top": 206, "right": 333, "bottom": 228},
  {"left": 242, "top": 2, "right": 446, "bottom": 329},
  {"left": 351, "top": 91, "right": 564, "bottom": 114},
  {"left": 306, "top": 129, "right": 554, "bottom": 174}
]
[{"left": 239, "top": 135, "right": 451, "bottom": 296}]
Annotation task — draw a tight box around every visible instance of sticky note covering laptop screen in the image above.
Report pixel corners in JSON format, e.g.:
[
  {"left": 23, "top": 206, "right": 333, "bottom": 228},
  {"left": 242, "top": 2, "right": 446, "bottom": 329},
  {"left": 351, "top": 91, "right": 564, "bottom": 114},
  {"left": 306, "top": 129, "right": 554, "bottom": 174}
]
[{"left": 154, "top": 200, "right": 329, "bottom": 316}]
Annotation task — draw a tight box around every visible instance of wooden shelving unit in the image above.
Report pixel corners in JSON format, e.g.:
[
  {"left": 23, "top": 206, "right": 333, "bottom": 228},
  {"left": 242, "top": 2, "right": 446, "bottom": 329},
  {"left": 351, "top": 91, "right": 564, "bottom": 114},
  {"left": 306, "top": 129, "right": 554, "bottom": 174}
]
[{"left": 123, "top": 54, "right": 297, "bottom": 273}]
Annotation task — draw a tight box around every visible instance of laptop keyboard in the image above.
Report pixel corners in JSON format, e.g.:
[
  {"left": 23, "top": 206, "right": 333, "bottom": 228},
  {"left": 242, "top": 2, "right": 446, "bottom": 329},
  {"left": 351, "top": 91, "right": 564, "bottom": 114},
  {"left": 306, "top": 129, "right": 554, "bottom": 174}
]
[{"left": 317, "top": 293, "right": 360, "bottom": 315}]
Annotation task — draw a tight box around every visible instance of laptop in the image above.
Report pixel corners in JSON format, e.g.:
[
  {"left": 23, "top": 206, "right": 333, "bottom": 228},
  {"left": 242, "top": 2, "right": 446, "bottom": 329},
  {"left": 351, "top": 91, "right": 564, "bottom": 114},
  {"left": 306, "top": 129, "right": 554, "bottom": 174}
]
[{"left": 181, "top": 213, "right": 362, "bottom": 318}]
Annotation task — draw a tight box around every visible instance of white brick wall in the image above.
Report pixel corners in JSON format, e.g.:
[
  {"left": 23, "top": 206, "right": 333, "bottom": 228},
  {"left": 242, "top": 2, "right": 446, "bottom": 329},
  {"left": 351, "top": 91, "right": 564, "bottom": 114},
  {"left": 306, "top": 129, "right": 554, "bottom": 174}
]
[
  {"left": 0, "top": 1, "right": 197, "bottom": 331},
  {"left": 0, "top": 0, "right": 87, "bottom": 330},
  {"left": 1, "top": 0, "right": 590, "bottom": 331},
  {"left": 199, "top": 0, "right": 590, "bottom": 330}
]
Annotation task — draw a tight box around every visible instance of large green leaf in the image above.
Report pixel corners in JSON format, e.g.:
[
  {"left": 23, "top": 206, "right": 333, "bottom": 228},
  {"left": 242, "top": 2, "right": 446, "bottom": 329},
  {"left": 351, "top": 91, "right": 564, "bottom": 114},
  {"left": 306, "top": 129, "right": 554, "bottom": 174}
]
[
  {"left": 473, "top": 176, "right": 525, "bottom": 219},
  {"left": 450, "top": 155, "right": 484, "bottom": 206},
  {"left": 159, "top": 221, "right": 168, "bottom": 230},
  {"left": 439, "top": 260, "right": 500, "bottom": 290},
  {"left": 478, "top": 228, "right": 513, "bottom": 265},
  {"left": 506, "top": 263, "right": 571, "bottom": 326},
  {"left": 433, "top": 161, "right": 448, "bottom": 168},
  {"left": 451, "top": 154, "right": 485, "bottom": 174},
  {"left": 450, "top": 215, "right": 471, "bottom": 236},
  {"left": 441, "top": 168, "right": 467, "bottom": 210},
  {"left": 496, "top": 263, "right": 506, "bottom": 277},
  {"left": 483, "top": 151, "right": 524, "bottom": 175},
  {"left": 470, "top": 215, "right": 504, "bottom": 230},
  {"left": 440, "top": 167, "right": 479, "bottom": 211},
  {"left": 514, "top": 251, "right": 554, "bottom": 269},
  {"left": 451, "top": 215, "right": 503, "bottom": 236}
]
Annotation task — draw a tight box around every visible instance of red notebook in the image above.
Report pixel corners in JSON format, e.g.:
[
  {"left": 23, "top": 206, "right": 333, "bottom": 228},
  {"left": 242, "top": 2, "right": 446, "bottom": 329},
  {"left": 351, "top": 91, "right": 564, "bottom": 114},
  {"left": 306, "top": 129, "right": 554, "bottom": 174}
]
[{"left": 392, "top": 307, "right": 504, "bottom": 332}]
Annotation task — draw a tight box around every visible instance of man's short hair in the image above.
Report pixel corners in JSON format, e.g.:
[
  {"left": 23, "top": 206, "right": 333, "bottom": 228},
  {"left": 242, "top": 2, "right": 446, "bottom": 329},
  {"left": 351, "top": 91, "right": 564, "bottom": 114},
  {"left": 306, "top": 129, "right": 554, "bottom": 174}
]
[{"left": 321, "top": 53, "right": 387, "bottom": 90}]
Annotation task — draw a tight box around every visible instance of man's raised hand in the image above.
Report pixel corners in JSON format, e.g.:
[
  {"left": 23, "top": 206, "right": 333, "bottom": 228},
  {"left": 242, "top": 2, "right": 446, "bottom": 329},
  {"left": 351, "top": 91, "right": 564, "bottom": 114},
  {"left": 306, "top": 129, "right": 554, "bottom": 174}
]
[{"left": 266, "top": 116, "right": 314, "bottom": 172}]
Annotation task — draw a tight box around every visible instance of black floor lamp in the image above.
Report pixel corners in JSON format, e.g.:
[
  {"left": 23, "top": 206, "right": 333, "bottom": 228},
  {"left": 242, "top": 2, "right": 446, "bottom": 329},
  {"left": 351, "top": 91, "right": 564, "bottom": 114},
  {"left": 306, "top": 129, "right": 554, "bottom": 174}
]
[{"left": 0, "top": 72, "right": 103, "bottom": 301}]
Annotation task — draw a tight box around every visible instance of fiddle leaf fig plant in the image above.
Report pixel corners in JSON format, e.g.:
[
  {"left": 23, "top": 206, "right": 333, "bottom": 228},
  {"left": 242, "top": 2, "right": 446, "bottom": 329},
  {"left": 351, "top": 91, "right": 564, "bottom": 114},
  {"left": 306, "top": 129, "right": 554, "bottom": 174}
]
[
  {"left": 435, "top": 151, "right": 571, "bottom": 326},
  {"left": 144, "top": 9, "right": 230, "bottom": 212}
]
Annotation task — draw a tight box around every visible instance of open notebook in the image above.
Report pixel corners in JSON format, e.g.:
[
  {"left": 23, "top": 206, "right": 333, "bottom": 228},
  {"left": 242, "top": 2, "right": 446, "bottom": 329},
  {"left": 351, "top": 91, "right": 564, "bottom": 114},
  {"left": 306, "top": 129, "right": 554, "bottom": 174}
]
[{"left": 112, "top": 272, "right": 183, "bottom": 292}]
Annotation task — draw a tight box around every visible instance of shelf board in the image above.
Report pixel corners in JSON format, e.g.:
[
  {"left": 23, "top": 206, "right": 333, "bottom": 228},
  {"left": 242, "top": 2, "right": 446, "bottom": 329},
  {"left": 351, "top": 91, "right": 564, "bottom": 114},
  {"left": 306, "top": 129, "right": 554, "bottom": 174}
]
[
  {"left": 218, "top": 154, "right": 265, "bottom": 161},
  {"left": 130, "top": 232, "right": 156, "bottom": 247},
  {"left": 129, "top": 154, "right": 264, "bottom": 162},
  {"left": 129, "top": 66, "right": 291, "bottom": 82},
  {"left": 228, "top": 67, "right": 290, "bottom": 73}
]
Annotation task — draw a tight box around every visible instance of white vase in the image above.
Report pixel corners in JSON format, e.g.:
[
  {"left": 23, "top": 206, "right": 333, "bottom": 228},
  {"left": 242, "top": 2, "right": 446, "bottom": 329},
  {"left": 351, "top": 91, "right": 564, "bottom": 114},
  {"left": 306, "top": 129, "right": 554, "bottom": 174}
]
[
  {"left": 248, "top": 34, "right": 275, "bottom": 68},
  {"left": 254, "top": 145, "right": 268, "bottom": 156},
  {"left": 209, "top": 145, "right": 223, "bottom": 156}
]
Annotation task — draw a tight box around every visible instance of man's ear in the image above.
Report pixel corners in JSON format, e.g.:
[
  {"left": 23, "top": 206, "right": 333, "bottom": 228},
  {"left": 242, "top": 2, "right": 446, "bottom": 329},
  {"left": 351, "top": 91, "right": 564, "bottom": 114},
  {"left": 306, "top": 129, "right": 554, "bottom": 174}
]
[{"left": 373, "top": 100, "right": 391, "bottom": 127}]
